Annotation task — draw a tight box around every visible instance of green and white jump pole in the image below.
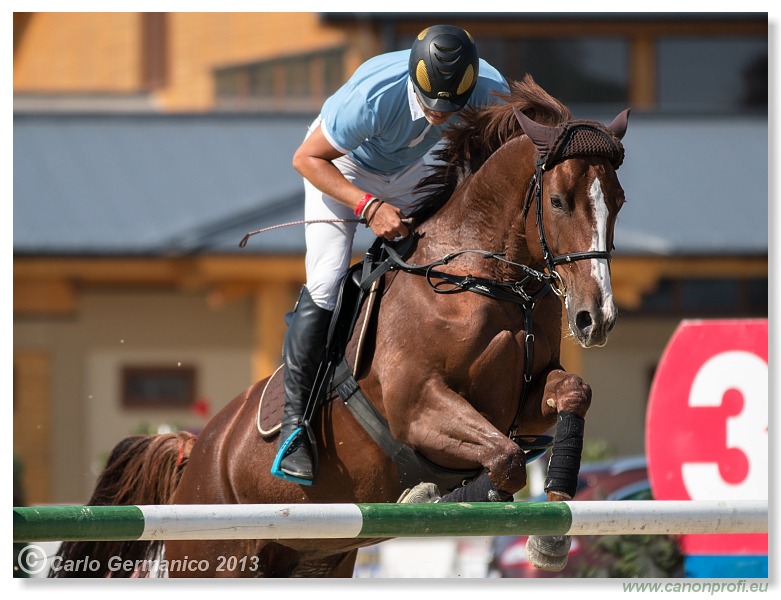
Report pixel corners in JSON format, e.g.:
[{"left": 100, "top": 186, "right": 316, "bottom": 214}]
[{"left": 13, "top": 500, "right": 767, "bottom": 543}]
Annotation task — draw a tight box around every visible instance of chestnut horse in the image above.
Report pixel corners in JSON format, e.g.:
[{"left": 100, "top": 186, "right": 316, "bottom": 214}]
[{"left": 52, "top": 76, "right": 629, "bottom": 578}]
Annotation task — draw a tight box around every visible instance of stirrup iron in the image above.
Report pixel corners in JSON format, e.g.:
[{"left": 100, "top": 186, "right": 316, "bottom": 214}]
[{"left": 271, "top": 426, "right": 315, "bottom": 486}]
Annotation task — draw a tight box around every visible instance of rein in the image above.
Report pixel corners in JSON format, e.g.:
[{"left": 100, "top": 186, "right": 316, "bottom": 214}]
[{"left": 380, "top": 242, "right": 553, "bottom": 306}]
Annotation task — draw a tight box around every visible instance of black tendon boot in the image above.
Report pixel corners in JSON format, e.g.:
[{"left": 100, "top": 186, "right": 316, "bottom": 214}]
[{"left": 271, "top": 286, "right": 332, "bottom": 484}]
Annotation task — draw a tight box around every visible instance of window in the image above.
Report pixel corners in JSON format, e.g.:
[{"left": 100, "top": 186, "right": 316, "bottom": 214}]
[
  {"left": 214, "top": 67, "right": 243, "bottom": 109},
  {"left": 285, "top": 57, "right": 310, "bottom": 98},
  {"left": 248, "top": 62, "right": 273, "bottom": 98},
  {"left": 657, "top": 37, "right": 767, "bottom": 113},
  {"left": 214, "top": 47, "right": 346, "bottom": 111},
  {"left": 633, "top": 277, "right": 767, "bottom": 316},
  {"left": 479, "top": 37, "right": 630, "bottom": 109},
  {"left": 122, "top": 366, "right": 196, "bottom": 409}
]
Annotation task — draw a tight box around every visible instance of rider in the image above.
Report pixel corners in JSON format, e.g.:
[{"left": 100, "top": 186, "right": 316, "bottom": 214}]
[{"left": 272, "top": 25, "right": 509, "bottom": 484}]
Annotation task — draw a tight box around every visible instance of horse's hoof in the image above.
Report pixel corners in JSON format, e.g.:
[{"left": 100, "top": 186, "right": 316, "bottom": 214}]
[
  {"left": 397, "top": 482, "right": 441, "bottom": 503},
  {"left": 525, "top": 535, "right": 572, "bottom": 572}
]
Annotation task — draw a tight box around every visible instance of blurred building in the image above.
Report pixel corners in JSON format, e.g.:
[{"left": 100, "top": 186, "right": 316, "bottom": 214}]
[{"left": 13, "top": 12, "right": 767, "bottom": 503}]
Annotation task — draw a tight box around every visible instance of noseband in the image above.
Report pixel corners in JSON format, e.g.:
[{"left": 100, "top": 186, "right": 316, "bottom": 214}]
[{"left": 521, "top": 121, "right": 625, "bottom": 296}]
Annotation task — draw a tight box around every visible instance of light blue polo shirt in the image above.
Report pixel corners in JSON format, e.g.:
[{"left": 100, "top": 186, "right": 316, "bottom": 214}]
[{"left": 320, "top": 49, "right": 508, "bottom": 175}]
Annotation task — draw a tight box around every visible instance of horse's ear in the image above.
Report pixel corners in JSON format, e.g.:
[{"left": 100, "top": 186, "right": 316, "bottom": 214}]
[
  {"left": 607, "top": 108, "right": 631, "bottom": 140},
  {"left": 513, "top": 106, "right": 556, "bottom": 154}
]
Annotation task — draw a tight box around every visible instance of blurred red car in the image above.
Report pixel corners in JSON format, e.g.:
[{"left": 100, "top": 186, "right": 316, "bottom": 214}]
[{"left": 491, "top": 455, "right": 658, "bottom": 578}]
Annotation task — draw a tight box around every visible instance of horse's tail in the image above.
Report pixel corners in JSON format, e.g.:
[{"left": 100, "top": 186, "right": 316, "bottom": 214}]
[{"left": 48, "top": 431, "right": 196, "bottom": 578}]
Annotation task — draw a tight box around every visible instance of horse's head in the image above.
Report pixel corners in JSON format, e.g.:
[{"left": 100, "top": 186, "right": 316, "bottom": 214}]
[{"left": 514, "top": 107, "right": 630, "bottom": 348}]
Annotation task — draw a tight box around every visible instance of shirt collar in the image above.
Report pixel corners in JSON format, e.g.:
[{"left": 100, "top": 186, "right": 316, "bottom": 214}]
[{"left": 407, "top": 77, "right": 426, "bottom": 121}]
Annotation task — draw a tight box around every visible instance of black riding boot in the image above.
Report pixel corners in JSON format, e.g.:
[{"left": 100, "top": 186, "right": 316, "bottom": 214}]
[{"left": 272, "top": 286, "right": 332, "bottom": 484}]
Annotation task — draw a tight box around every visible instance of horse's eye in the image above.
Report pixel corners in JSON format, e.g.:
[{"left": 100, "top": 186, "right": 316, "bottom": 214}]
[{"left": 550, "top": 195, "right": 565, "bottom": 210}]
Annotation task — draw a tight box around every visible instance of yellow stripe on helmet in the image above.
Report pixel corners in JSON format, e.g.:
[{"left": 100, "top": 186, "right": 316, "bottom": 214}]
[
  {"left": 456, "top": 64, "right": 475, "bottom": 95},
  {"left": 416, "top": 60, "right": 432, "bottom": 93}
]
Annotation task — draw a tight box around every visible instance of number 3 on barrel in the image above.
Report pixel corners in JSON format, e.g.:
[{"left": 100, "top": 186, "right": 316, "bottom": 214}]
[{"left": 682, "top": 350, "right": 768, "bottom": 500}]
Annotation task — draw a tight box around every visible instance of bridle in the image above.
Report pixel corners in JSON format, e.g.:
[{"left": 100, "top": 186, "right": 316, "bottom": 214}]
[{"left": 521, "top": 156, "right": 614, "bottom": 297}]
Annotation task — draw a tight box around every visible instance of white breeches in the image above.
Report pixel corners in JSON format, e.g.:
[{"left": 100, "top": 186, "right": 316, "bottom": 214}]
[{"left": 303, "top": 120, "right": 435, "bottom": 310}]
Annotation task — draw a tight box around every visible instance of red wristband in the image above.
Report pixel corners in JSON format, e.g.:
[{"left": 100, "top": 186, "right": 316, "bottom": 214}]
[{"left": 354, "top": 193, "right": 374, "bottom": 217}]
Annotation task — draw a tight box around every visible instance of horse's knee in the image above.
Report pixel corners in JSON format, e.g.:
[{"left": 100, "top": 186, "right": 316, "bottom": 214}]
[
  {"left": 487, "top": 440, "right": 526, "bottom": 494},
  {"left": 549, "top": 373, "right": 591, "bottom": 417}
]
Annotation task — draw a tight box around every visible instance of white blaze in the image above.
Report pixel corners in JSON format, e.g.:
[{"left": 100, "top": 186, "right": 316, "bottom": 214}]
[{"left": 588, "top": 177, "right": 615, "bottom": 320}]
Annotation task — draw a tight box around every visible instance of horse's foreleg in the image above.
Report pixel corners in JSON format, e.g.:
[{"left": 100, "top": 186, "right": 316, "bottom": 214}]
[
  {"left": 527, "top": 369, "right": 592, "bottom": 572},
  {"left": 541, "top": 370, "right": 592, "bottom": 499},
  {"left": 392, "top": 380, "right": 527, "bottom": 496}
]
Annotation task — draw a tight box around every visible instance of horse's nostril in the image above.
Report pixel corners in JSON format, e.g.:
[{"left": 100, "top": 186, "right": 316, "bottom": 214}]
[{"left": 576, "top": 310, "right": 593, "bottom": 331}]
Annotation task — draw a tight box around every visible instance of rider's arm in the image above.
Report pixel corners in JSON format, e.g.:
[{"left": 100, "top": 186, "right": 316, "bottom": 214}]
[
  {"left": 292, "top": 124, "right": 362, "bottom": 211},
  {"left": 292, "top": 124, "right": 409, "bottom": 240}
]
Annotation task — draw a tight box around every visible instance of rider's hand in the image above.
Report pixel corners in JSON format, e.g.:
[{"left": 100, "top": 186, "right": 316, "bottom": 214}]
[{"left": 367, "top": 201, "right": 409, "bottom": 240}]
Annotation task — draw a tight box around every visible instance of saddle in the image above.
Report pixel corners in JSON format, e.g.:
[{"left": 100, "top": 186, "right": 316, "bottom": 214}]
[{"left": 257, "top": 236, "right": 552, "bottom": 493}]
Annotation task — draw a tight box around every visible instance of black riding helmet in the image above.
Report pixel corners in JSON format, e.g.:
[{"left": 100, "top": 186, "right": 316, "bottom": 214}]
[{"left": 409, "top": 25, "right": 480, "bottom": 113}]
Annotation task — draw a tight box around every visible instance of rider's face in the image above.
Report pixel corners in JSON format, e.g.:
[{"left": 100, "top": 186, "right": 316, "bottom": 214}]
[{"left": 416, "top": 94, "right": 458, "bottom": 126}]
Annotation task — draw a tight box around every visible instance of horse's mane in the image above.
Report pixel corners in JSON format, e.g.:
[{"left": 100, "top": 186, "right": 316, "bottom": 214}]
[{"left": 408, "top": 74, "right": 572, "bottom": 224}]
